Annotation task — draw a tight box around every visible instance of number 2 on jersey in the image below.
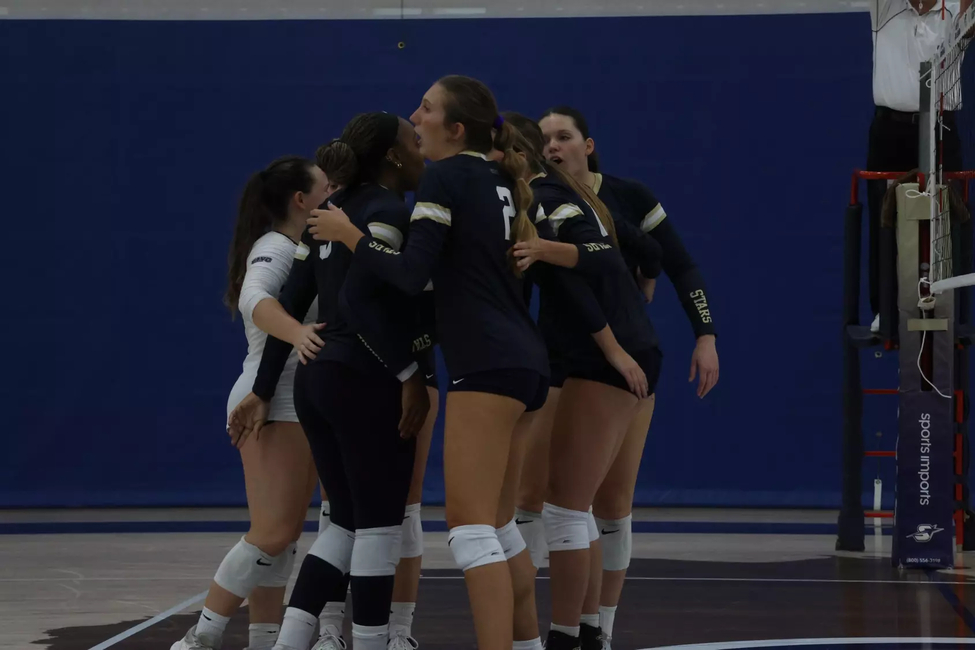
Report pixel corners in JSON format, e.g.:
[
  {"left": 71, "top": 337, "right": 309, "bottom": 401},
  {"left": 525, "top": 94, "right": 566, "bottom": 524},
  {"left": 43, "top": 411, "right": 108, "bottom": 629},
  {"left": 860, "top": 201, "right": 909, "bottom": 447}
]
[{"left": 497, "top": 186, "right": 516, "bottom": 240}]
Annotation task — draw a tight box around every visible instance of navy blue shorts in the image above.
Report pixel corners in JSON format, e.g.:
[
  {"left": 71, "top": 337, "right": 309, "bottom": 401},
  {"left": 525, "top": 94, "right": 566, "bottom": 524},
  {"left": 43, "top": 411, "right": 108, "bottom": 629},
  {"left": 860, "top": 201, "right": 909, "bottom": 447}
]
[
  {"left": 418, "top": 349, "right": 438, "bottom": 389},
  {"left": 447, "top": 368, "right": 550, "bottom": 412},
  {"left": 567, "top": 347, "right": 662, "bottom": 396}
]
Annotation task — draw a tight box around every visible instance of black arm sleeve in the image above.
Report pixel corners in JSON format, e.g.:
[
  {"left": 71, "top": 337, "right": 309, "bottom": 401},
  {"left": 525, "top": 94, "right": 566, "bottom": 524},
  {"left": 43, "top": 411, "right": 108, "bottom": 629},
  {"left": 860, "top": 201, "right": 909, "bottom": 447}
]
[
  {"left": 545, "top": 201, "right": 628, "bottom": 276},
  {"left": 252, "top": 232, "right": 319, "bottom": 401},
  {"left": 653, "top": 217, "right": 716, "bottom": 338},
  {"left": 626, "top": 180, "right": 716, "bottom": 338},
  {"left": 340, "top": 208, "right": 419, "bottom": 380},
  {"left": 532, "top": 209, "right": 608, "bottom": 334},
  {"left": 353, "top": 217, "right": 447, "bottom": 296},
  {"left": 615, "top": 218, "right": 663, "bottom": 279},
  {"left": 351, "top": 166, "right": 451, "bottom": 296}
]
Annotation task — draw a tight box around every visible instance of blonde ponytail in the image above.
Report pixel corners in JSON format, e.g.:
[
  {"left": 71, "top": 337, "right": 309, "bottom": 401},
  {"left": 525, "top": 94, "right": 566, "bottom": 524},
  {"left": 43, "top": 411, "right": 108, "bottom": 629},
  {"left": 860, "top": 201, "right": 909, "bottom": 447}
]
[{"left": 494, "top": 121, "right": 538, "bottom": 276}]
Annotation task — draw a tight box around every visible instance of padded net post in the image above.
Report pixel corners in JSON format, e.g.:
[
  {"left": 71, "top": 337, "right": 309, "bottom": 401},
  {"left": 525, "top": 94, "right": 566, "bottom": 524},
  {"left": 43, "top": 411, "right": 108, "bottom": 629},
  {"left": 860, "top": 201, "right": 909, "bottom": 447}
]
[{"left": 891, "top": 181, "right": 956, "bottom": 568}]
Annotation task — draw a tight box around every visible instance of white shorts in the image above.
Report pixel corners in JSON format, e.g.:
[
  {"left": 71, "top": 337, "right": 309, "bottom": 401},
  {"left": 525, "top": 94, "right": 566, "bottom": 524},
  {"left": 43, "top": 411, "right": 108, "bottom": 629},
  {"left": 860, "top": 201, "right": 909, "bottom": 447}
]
[{"left": 227, "top": 364, "right": 299, "bottom": 424}]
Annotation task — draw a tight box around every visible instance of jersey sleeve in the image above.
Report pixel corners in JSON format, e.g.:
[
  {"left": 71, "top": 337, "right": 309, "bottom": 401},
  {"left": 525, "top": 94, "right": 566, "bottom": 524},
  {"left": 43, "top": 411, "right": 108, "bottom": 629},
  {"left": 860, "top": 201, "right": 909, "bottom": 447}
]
[
  {"left": 252, "top": 230, "right": 320, "bottom": 401},
  {"left": 627, "top": 183, "right": 668, "bottom": 234},
  {"left": 622, "top": 179, "right": 715, "bottom": 337},
  {"left": 352, "top": 167, "right": 450, "bottom": 296},
  {"left": 541, "top": 199, "right": 628, "bottom": 276},
  {"left": 237, "top": 237, "right": 295, "bottom": 322},
  {"left": 340, "top": 204, "right": 420, "bottom": 381},
  {"left": 530, "top": 204, "right": 608, "bottom": 334},
  {"left": 653, "top": 215, "right": 716, "bottom": 338},
  {"left": 615, "top": 218, "right": 663, "bottom": 279}
]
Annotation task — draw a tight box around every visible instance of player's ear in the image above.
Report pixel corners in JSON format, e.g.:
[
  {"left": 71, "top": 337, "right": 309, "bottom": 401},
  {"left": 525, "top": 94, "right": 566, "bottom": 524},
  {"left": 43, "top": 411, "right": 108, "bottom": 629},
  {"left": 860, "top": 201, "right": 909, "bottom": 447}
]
[
  {"left": 386, "top": 149, "right": 403, "bottom": 169},
  {"left": 447, "top": 121, "right": 466, "bottom": 144},
  {"left": 585, "top": 137, "right": 595, "bottom": 157}
]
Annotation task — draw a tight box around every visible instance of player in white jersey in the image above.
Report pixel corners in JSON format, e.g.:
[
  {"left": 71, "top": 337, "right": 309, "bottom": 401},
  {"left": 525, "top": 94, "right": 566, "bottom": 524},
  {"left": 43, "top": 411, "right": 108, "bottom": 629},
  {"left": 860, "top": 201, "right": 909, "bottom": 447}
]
[{"left": 172, "top": 155, "right": 330, "bottom": 650}]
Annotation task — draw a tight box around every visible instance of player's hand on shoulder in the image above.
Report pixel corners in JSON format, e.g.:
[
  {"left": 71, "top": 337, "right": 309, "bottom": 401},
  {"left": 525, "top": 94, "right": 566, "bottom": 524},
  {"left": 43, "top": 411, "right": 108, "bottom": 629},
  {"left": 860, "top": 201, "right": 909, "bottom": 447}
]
[{"left": 308, "top": 203, "right": 352, "bottom": 242}]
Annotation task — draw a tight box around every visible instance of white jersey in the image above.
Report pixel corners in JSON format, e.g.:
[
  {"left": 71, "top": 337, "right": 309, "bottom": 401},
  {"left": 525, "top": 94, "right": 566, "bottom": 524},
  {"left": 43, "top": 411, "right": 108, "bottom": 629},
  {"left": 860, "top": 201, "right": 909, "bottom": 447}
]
[{"left": 227, "top": 231, "right": 318, "bottom": 422}]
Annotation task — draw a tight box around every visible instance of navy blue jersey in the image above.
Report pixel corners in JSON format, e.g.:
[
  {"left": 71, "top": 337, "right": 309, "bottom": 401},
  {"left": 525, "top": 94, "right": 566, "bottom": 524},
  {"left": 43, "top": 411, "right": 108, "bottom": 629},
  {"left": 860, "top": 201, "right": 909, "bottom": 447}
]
[
  {"left": 531, "top": 172, "right": 657, "bottom": 367},
  {"left": 252, "top": 184, "right": 428, "bottom": 401},
  {"left": 595, "top": 173, "right": 715, "bottom": 338},
  {"left": 351, "top": 152, "right": 548, "bottom": 378}
]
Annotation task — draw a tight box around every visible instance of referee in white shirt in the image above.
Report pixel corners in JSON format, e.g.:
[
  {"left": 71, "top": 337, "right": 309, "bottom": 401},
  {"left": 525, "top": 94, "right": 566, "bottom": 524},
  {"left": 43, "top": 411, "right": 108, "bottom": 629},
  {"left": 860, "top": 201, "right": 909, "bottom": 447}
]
[{"left": 867, "top": 0, "right": 969, "bottom": 332}]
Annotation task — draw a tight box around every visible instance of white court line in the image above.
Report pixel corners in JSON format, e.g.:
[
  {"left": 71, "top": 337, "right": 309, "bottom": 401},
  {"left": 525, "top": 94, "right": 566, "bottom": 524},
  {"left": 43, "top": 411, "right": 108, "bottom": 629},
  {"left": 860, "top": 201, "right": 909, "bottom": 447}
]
[
  {"left": 88, "top": 590, "right": 207, "bottom": 650},
  {"left": 420, "top": 575, "right": 975, "bottom": 585},
  {"left": 17, "top": 574, "right": 972, "bottom": 586},
  {"left": 84, "top": 576, "right": 975, "bottom": 648},
  {"left": 642, "top": 638, "right": 975, "bottom": 650}
]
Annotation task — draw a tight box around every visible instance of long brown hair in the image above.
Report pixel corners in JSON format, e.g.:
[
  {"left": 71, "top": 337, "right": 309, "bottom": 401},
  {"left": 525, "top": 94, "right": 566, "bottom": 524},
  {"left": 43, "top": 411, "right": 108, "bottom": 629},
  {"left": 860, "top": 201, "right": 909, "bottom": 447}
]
[
  {"left": 502, "top": 111, "right": 618, "bottom": 247},
  {"left": 225, "top": 155, "right": 317, "bottom": 317},
  {"left": 436, "top": 76, "right": 538, "bottom": 274}
]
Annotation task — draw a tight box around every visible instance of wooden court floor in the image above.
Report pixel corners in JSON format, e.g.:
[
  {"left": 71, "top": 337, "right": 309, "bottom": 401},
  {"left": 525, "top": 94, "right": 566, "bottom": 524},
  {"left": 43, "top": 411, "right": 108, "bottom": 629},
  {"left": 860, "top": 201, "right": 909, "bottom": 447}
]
[{"left": 4, "top": 508, "right": 975, "bottom": 650}]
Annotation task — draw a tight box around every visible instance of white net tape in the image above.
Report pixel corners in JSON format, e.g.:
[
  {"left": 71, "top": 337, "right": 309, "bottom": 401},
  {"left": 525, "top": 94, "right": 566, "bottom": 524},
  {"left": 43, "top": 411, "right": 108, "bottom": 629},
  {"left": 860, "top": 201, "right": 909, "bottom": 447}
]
[{"left": 926, "top": 2, "right": 975, "bottom": 293}]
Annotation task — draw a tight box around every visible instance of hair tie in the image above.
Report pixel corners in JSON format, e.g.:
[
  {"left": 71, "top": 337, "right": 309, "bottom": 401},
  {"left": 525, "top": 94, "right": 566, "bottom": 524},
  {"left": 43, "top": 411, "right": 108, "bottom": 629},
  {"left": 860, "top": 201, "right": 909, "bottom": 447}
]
[{"left": 493, "top": 116, "right": 505, "bottom": 130}]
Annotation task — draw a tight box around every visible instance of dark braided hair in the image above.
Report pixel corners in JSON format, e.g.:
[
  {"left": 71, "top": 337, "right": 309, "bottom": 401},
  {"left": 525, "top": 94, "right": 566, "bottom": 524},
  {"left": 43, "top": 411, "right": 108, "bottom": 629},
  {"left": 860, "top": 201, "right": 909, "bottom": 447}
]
[
  {"left": 315, "top": 113, "right": 401, "bottom": 190},
  {"left": 225, "top": 156, "right": 318, "bottom": 316}
]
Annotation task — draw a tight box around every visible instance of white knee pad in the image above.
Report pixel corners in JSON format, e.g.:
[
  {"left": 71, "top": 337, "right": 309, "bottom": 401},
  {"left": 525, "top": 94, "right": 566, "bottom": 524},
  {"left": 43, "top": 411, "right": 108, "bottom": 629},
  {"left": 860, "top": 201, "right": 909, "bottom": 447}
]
[
  {"left": 496, "top": 518, "right": 528, "bottom": 560},
  {"left": 542, "top": 503, "right": 591, "bottom": 552},
  {"left": 400, "top": 503, "right": 423, "bottom": 559},
  {"left": 308, "top": 523, "right": 356, "bottom": 575},
  {"left": 351, "top": 525, "right": 402, "bottom": 577},
  {"left": 515, "top": 508, "right": 546, "bottom": 569},
  {"left": 448, "top": 524, "right": 506, "bottom": 572},
  {"left": 587, "top": 509, "right": 600, "bottom": 543},
  {"left": 259, "top": 541, "right": 297, "bottom": 588},
  {"left": 214, "top": 536, "right": 276, "bottom": 598},
  {"left": 594, "top": 514, "right": 632, "bottom": 571}
]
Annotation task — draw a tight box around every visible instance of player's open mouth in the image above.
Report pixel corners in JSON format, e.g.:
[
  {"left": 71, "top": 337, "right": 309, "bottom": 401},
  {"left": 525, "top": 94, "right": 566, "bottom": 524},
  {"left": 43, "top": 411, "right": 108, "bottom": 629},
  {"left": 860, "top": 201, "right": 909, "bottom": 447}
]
[{"left": 550, "top": 156, "right": 563, "bottom": 164}]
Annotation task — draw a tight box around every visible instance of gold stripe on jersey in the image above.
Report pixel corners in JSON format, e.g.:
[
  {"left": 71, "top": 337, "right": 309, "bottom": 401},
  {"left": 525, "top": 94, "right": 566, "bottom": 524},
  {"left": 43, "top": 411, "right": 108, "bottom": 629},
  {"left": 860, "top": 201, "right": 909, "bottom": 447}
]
[
  {"left": 544, "top": 203, "right": 584, "bottom": 235},
  {"left": 641, "top": 204, "right": 667, "bottom": 232},
  {"left": 460, "top": 150, "right": 489, "bottom": 160},
  {"left": 528, "top": 172, "right": 548, "bottom": 184},
  {"left": 294, "top": 242, "right": 310, "bottom": 261},
  {"left": 368, "top": 223, "right": 404, "bottom": 251},
  {"left": 592, "top": 172, "right": 603, "bottom": 194},
  {"left": 548, "top": 203, "right": 584, "bottom": 224},
  {"left": 412, "top": 202, "right": 452, "bottom": 226},
  {"left": 535, "top": 204, "right": 549, "bottom": 224}
]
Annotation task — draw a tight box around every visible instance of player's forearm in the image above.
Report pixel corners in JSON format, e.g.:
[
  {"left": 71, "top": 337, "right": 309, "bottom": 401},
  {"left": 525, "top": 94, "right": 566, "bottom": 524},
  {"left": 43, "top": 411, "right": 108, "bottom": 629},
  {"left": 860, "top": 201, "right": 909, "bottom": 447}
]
[{"left": 252, "top": 298, "right": 305, "bottom": 347}]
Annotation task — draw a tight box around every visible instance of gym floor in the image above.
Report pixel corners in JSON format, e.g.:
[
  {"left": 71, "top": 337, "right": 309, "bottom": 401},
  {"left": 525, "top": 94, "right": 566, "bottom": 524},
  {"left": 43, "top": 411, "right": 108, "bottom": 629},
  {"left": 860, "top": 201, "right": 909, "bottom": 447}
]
[{"left": 3, "top": 508, "right": 975, "bottom": 650}]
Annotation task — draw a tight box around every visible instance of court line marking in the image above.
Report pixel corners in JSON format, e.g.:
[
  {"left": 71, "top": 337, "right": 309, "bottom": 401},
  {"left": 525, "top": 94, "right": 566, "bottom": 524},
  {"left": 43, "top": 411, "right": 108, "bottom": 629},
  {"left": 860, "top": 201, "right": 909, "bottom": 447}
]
[
  {"left": 87, "top": 589, "right": 207, "bottom": 650},
  {"left": 8, "top": 575, "right": 973, "bottom": 585},
  {"left": 641, "top": 637, "right": 975, "bottom": 650},
  {"left": 422, "top": 575, "right": 975, "bottom": 585}
]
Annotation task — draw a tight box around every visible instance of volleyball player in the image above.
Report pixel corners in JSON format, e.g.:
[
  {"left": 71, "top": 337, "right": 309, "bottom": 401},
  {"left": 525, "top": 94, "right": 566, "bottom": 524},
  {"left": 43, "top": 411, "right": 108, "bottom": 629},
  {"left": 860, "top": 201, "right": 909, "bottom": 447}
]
[
  {"left": 305, "top": 75, "right": 564, "bottom": 650},
  {"left": 536, "top": 106, "right": 720, "bottom": 650},
  {"left": 229, "top": 112, "right": 429, "bottom": 650},
  {"left": 310, "top": 141, "right": 348, "bottom": 538},
  {"left": 171, "top": 157, "right": 329, "bottom": 650},
  {"left": 499, "top": 113, "right": 661, "bottom": 650},
  {"left": 316, "top": 141, "right": 439, "bottom": 650}
]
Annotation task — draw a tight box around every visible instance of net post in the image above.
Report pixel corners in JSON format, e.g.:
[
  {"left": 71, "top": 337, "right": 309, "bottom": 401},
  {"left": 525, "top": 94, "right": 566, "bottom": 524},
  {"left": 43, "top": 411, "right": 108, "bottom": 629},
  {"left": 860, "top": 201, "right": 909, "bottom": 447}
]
[
  {"left": 889, "top": 92, "right": 956, "bottom": 564},
  {"left": 838, "top": 198, "right": 866, "bottom": 551}
]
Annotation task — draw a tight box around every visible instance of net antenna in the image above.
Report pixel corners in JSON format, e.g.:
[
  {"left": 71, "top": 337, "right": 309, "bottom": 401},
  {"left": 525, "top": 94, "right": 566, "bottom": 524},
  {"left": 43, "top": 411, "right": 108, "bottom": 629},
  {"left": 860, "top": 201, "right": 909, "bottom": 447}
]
[{"left": 925, "top": 1, "right": 975, "bottom": 295}]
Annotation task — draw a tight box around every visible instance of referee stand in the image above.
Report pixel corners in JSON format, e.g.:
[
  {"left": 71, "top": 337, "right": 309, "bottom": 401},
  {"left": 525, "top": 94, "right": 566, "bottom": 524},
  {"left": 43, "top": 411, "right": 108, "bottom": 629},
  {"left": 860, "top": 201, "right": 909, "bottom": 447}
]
[{"left": 838, "top": 168, "right": 975, "bottom": 563}]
